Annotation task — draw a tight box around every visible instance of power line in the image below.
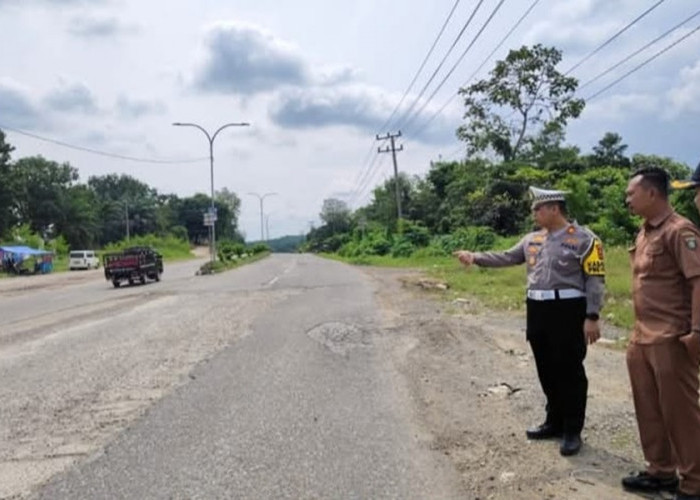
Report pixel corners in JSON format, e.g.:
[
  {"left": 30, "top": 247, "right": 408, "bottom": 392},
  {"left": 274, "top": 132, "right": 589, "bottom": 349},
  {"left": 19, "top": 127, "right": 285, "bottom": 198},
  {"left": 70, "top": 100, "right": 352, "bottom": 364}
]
[
  {"left": 0, "top": 123, "right": 208, "bottom": 164},
  {"left": 408, "top": 0, "right": 541, "bottom": 138},
  {"left": 347, "top": 0, "right": 486, "bottom": 207},
  {"left": 585, "top": 22, "right": 700, "bottom": 101},
  {"left": 401, "top": 0, "right": 507, "bottom": 132},
  {"left": 350, "top": 150, "right": 386, "bottom": 209},
  {"left": 380, "top": 0, "right": 462, "bottom": 133},
  {"left": 346, "top": 1, "right": 462, "bottom": 207},
  {"left": 347, "top": 138, "right": 386, "bottom": 207},
  {"left": 565, "top": 0, "right": 667, "bottom": 75},
  {"left": 377, "top": 131, "right": 404, "bottom": 219},
  {"left": 579, "top": 7, "right": 700, "bottom": 90},
  {"left": 392, "top": 0, "right": 486, "bottom": 130}
]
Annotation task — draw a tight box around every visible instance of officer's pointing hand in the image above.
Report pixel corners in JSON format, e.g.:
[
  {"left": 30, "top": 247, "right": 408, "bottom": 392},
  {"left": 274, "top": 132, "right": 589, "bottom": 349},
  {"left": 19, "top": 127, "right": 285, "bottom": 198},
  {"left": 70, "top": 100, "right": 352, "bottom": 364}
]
[{"left": 453, "top": 250, "right": 475, "bottom": 266}]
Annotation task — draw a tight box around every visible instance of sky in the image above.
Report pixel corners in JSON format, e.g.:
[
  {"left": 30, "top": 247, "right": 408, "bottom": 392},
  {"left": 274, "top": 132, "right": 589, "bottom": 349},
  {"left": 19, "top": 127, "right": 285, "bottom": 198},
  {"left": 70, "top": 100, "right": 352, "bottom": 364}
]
[{"left": 1, "top": 0, "right": 700, "bottom": 241}]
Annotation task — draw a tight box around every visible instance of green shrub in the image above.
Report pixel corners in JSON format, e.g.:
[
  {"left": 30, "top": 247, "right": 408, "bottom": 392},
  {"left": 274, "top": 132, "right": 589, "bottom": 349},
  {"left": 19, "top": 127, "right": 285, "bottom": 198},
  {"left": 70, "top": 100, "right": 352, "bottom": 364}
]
[
  {"left": 218, "top": 241, "right": 246, "bottom": 262},
  {"left": 435, "top": 226, "right": 498, "bottom": 253},
  {"left": 398, "top": 220, "right": 431, "bottom": 247},
  {"left": 391, "top": 240, "right": 416, "bottom": 257},
  {"left": 249, "top": 243, "right": 270, "bottom": 254}
]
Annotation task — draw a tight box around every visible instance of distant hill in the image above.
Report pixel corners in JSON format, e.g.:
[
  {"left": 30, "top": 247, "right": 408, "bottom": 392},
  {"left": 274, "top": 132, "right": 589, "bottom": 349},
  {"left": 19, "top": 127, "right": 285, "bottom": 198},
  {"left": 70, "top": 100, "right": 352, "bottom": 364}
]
[{"left": 248, "top": 234, "right": 304, "bottom": 253}]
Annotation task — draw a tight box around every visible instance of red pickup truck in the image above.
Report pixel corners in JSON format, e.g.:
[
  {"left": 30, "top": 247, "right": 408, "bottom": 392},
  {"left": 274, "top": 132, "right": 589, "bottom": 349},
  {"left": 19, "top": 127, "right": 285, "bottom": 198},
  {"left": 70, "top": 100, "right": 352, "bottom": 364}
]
[{"left": 103, "top": 246, "right": 163, "bottom": 288}]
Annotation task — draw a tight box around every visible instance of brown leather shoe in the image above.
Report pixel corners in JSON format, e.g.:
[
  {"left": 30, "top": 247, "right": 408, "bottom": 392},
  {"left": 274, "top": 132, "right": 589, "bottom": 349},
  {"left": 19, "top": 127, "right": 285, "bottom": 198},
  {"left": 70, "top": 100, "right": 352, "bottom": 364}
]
[{"left": 622, "top": 471, "right": 679, "bottom": 492}]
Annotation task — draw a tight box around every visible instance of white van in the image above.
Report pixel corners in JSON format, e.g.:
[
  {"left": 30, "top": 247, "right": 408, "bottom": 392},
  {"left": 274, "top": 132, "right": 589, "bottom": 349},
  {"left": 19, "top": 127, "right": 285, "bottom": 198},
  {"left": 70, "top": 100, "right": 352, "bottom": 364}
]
[{"left": 69, "top": 250, "right": 100, "bottom": 270}]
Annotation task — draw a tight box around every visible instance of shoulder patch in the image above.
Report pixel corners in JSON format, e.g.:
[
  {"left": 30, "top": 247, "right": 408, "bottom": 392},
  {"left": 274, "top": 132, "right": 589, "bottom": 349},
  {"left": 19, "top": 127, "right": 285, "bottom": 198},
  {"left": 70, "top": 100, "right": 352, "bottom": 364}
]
[
  {"left": 582, "top": 238, "right": 605, "bottom": 276},
  {"left": 684, "top": 233, "right": 698, "bottom": 250}
]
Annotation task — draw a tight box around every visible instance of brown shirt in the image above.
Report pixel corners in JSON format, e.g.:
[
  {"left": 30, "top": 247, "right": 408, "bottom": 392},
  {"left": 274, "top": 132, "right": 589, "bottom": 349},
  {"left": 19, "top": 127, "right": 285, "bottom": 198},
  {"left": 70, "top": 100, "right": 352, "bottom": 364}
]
[{"left": 630, "top": 210, "right": 700, "bottom": 344}]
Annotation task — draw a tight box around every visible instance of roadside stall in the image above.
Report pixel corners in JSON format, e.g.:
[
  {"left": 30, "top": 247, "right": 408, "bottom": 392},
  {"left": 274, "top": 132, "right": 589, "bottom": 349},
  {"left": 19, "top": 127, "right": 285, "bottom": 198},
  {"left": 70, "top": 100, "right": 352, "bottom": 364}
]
[{"left": 0, "top": 246, "right": 54, "bottom": 275}]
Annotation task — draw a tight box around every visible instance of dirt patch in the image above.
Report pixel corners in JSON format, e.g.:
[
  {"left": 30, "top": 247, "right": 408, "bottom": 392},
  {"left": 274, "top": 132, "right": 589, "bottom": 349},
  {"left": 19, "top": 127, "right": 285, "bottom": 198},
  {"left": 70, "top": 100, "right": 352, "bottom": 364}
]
[{"left": 362, "top": 266, "right": 659, "bottom": 500}]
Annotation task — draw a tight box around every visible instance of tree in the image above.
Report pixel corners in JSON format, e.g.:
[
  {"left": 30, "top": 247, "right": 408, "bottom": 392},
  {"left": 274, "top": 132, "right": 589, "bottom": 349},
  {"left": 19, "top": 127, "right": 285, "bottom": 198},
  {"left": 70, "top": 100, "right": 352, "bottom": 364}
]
[
  {"left": 11, "top": 156, "right": 80, "bottom": 236},
  {"left": 215, "top": 187, "right": 242, "bottom": 241},
  {"left": 590, "top": 132, "right": 630, "bottom": 168},
  {"left": 457, "top": 44, "right": 584, "bottom": 162},
  {"left": 88, "top": 174, "right": 159, "bottom": 244},
  {"left": 178, "top": 194, "right": 212, "bottom": 245},
  {"left": 319, "top": 198, "right": 351, "bottom": 234},
  {"left": 0, "top": 129, "right": 15, "bottom": 237},
  {"left": 58, "top": 185, "right": 100, "bottom": 248}
]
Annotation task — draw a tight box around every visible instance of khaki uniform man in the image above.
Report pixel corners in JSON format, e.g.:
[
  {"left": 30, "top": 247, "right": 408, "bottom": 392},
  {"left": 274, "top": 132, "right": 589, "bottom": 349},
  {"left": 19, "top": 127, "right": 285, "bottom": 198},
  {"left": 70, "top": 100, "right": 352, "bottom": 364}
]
[
  {"left": 455, "top": 186, "right": 605, "bottom": 456},
  {"left": 622, "top": 166, "right": 700, "bottom": 500}
]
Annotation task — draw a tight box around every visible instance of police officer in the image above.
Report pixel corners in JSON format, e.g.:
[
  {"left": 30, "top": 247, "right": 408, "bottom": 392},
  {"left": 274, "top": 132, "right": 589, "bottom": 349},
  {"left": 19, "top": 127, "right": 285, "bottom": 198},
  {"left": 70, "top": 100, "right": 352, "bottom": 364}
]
[
  {"left": 454, "top": 186, "right": 605, "bottom": 456},
  {"left": 621, "top": 166, "right": 700, "bottom": 500}
]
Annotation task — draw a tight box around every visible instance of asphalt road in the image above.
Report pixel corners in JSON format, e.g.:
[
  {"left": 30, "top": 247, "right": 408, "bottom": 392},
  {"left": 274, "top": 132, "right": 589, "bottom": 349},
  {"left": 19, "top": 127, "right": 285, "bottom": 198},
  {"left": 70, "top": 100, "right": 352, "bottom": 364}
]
[{"left": 1, "top": 254, "right": 460, "bottom": 499}]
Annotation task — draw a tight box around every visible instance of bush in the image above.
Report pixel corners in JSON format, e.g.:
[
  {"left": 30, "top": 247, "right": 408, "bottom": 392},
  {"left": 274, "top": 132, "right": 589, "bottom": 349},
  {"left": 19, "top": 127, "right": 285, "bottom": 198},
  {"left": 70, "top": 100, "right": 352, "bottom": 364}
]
[
  {"left": 102, "top": 234, "right": 191, "bottom": 259},
  {"left": 435, "top": 226, "right": 498, "bottom": 253},
  {"left": 46, "top": 235, "right": 69, "bottom": 257},
  {"left": 398, "top": 220, "right": 431, "bottom": 247},
  {"left": 390, "top": 240, "right": 416, "bottom": 257},
  {"left": 170, "top": 225, "right": 189, "bottom": 242},
  {"left": 249, "top": 243, "right": 270, "bottom": 254},
  {"left": 218, "top": 241, "right": 246, "bottom": 262}
]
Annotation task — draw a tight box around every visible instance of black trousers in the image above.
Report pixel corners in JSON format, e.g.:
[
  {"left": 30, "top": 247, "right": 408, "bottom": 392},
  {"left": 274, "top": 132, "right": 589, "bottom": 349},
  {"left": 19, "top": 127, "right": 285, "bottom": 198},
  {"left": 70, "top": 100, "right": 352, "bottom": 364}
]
[{"left": 526, "top": 297, "right": 588, "bottom": 435}]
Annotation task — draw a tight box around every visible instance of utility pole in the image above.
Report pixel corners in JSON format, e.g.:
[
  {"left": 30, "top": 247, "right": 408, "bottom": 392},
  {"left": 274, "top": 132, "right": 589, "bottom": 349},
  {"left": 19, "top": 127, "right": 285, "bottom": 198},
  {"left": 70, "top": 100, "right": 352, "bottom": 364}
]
[
  {"left": 376, "top": 131, "right": 403, "bottom": 220},
  {"left": 265, "top": 214, "right": 271, "bottom": 241},
  {"left": 125, "top": 203, "right": 130, "bottom": 242},
  {"left": 248, "top": 192, "right": 277, "bottom": 242}
]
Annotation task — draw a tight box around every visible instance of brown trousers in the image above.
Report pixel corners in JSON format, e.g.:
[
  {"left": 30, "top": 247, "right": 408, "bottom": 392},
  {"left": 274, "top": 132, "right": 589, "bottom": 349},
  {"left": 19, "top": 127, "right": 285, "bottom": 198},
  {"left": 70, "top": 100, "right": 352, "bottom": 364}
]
[{"left": 627, "top": 340, "right": 700, "bottom": 494}]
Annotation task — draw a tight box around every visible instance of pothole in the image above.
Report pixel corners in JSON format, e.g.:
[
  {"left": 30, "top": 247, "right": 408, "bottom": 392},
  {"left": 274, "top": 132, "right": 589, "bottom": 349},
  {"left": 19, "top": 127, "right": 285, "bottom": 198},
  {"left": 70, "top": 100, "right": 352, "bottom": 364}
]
[{"left": 306, "top": 322, "right": 371, "bottom": 356}]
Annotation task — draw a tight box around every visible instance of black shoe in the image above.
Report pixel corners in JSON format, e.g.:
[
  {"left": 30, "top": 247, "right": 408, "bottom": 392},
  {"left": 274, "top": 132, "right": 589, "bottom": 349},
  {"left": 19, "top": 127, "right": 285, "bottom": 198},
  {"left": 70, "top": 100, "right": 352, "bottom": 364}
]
[
  {"left": 526, "top": 423, "right": 562, "bottom": 440},
  {"left": 559, "top": 433, "right": 582, "bottom": 456},
  {"left": 621, "top": 471, "right": 679, "bottom": 492},
  {"left": 674, "top": 492, "right": 700, "bottom": 500}
]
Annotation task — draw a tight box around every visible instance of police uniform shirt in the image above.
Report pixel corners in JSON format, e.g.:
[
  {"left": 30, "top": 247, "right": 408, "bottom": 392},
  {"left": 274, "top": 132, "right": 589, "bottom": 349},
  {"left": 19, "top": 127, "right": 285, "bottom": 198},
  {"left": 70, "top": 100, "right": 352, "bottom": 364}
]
[
  {"left": 473, "top": 222, "right": 605, "bottom": 315},
  {"left": 630, "top": 209, "right": 700, "bottom": 344}
]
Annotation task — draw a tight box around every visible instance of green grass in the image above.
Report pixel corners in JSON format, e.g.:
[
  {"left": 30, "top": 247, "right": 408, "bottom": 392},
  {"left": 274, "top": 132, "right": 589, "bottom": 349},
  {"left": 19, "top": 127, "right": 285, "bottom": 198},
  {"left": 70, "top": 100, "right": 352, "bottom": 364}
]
[{"left": 330, "top": 246, "right": 635, "bottom": 330}]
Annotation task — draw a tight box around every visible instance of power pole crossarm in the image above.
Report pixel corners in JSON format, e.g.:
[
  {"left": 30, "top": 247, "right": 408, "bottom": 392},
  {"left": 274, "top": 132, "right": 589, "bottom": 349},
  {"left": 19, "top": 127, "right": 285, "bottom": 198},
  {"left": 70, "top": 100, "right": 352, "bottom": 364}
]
[{"left": 376, "top": 131, "right": 404, "bottom": 220}]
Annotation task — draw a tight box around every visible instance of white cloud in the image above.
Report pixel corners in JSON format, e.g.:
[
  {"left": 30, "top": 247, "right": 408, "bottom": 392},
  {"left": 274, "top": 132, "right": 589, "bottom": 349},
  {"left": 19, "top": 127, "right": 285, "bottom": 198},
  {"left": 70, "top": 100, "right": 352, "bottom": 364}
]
[
  {"left": 194, "top": 22, "right": 310, "bottom": 95},
  {"left": 584, "top": 92, "right": 660, "bottom": 121},
  {"left": 269, "top": 85, "right": 389, "bottom": 131},
  {"left": 43, "top": 82, "right": 99, "bottom": 114},
  {"left": 68, "top": 16, "right": 140, "bottom": 38},
  {"left": 115, "top": 96, "right": 166, "bottom": 119},
  {"left": 666, "top": 59, "right": 700, "bottom": 115},
  {"left": 0, "top": 79, "right": 41, "bottom": 128}
]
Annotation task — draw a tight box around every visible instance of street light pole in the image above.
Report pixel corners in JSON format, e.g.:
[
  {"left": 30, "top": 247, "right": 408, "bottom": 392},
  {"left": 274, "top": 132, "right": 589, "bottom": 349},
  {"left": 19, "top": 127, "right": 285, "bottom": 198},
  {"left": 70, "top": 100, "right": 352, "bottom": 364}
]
[
  {"left": 173, "top": 121, "right": 249, "bottom": 263},
  {"left": 248, "top": 192, "right": 277, "bottom": 242}
]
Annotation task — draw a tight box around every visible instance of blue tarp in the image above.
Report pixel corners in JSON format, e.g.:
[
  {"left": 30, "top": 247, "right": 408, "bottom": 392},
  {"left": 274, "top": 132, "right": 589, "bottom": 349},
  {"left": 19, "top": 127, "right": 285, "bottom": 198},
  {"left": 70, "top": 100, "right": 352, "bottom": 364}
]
[
  {"left": 1, "top": 246, "right": 54, "bottom": 273},
  {"left": 0, "top": 246, "right": 52, "bottom": 256}
]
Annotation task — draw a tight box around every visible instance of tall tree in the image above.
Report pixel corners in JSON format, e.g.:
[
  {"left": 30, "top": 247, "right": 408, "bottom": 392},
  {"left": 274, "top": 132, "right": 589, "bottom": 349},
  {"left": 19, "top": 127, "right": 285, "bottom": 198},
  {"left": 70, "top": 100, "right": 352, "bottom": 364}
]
[
  {"left": 457, "top": 44, "right": 584, "bottom": 162},
  {"left": 58, "top": 185, "right": 100, "bottom": 248},
  {"left": 178, "top": 194, "right": 212, "bottom": 245},
  {"left": 588, "top": 132, "right": 630, "bottom": 168},
  {"left": 11, "top": 156, "right": 79, "bottom": 236},
  {"left": 0, "top": 129, "right": 15, "bottom": 237},
  {"left": 215, "top": 187, "right": 242, "bottom": 240},
  {"left": 88, "top": 174, "right": 159, "bottom": 244},
  {"left": 320, "top": 198, "right": 352, "bottom": 234}
]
